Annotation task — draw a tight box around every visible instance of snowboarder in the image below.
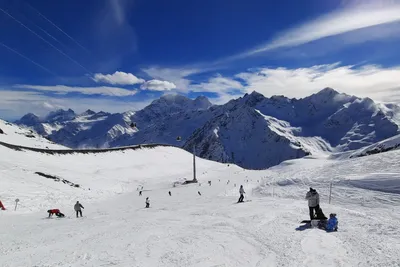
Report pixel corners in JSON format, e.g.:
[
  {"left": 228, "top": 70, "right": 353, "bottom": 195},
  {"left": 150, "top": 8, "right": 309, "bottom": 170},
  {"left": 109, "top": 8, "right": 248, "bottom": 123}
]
[
  {"left": 47, "top": 209, "right": 65, "bottom": 218},
  {"left": 238, "top": 185, "right": 245, "bottom": 203},
  {"left": 145, "top": 197, "right": 150, "bottom": 208},
  {"left": 305, "top": 188, "right": 320, "bottom": 220},
  {"left": 168, "top": 191, "right": 171, "bottom": 196},
  {"left": 198, "top": 191, "right": 202, "bottom": 196},
  {"left": 139, "top": 191, "right": 142, "bottom": 196},
  {"left": 325, "top": 213, "right": 338, "bottom": 232},
  {"left": 74, "top": 201, "right": 84, "bottom": 218}
]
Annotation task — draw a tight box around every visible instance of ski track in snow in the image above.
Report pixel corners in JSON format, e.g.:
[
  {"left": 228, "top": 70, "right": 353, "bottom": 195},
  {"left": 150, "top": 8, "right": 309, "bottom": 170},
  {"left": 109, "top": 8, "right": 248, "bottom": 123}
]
[{"left": 0, "top": 129, "right": 400, "bottom": 266}]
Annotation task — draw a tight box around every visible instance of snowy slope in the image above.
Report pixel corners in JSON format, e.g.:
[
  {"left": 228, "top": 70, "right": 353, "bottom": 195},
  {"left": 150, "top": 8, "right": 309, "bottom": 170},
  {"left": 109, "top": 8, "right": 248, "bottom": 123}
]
[
  {"left": 1, "top": 138, "right": 400, "bottom": 266},
  {"left": 2, "top": 109, "right": 399, "bottom": 267},
  {"left": 349, "top": 134, "right": 400, "bottom": 158},
  {"left": 0, "top": 119, "right": 67, "bottom": 149},
  {"left": 14, "top": 89, "right": 400, "bottom": 169}
]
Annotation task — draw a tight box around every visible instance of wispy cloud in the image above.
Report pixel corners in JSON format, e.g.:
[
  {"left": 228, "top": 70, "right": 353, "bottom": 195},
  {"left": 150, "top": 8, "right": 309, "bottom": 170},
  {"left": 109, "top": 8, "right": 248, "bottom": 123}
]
[
  {"left": 142, "top": 67, "right": 200, "bottom": 91},
  {"left": 235, "top": 63, "right": 400, "bottom": 102},
  {"left": 224, "top": 2, "right": 400, "bottom": 60},
  {"left": 14, "top": 84, "right": 137, "bottom": 97},
  {"left": 140, "top": 80, "right": 176, "bottom": 91},
  {"left": 93, "top": 71, "right": 145, "bottom": 85},
  {"left": 190, "top": 75, "right": 243, "bottom": 93},
  {"left": 0, "top": 90, "right": 150, "bottom": 120}
]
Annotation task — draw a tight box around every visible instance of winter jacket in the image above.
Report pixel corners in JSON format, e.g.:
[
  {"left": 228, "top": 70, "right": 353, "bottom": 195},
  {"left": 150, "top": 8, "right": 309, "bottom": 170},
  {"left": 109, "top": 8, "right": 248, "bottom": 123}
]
[
  {"left": 326, "top": 217, "right": 338, "bottom": 231},
  {"left": 49, "top": 209, "right": 60, "bottom": 214},
  {"left": 74, "top": 203, "right": 84, "bottom": 211},
  {"left": 305, "top": 191, "right": 319, "bottom": 207},
  {"left": 146, "top": 199, "right": 150, "bottom": 204},
  {"left": 239, "top": 187, "right": 245, "bottom": 194}
]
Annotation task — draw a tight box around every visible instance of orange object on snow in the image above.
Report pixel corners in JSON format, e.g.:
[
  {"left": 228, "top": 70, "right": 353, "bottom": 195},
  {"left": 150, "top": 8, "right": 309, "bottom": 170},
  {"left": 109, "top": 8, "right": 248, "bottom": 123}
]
[{"left": 0, "top": 200, "right": 6, "bottom": 210}]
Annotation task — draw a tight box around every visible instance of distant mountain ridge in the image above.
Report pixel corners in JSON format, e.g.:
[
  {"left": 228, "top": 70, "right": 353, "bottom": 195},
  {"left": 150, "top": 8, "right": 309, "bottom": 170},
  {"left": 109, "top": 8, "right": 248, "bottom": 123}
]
[{"left": 14, "top": 88, "right": 400, "bottom": 169}]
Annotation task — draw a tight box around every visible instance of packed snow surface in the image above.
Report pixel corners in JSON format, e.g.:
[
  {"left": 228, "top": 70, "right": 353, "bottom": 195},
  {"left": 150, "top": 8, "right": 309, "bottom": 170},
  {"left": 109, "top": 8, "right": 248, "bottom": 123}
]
[{"left": 0, "top": 140, "right": 400, "bottom": 266}]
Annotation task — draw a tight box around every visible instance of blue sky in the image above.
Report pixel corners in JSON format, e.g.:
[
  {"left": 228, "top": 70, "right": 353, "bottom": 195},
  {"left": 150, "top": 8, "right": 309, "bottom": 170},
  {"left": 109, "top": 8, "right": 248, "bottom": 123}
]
[{"left": 1, "top": 0, "right": 400, "bottom": 120}]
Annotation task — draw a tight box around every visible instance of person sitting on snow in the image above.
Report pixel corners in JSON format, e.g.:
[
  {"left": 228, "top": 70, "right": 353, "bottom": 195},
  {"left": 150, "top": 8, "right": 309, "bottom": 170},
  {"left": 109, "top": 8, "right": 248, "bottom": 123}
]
[
  {"left": 325, "top": 213, "right": 338, "bottom": 232},
  {"left": 47, "top": 209, "right": 65, "bottom": 218}
]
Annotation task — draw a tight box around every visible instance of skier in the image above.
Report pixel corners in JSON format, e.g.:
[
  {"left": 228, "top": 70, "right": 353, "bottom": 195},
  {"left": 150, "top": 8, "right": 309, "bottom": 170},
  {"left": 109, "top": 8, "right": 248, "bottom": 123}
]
[
  {"left": 145, "top": 197, "right": 150, "bottom": 208},
  {"left": 168, "top": 191, "right": 171, "bottom": 196},
  {"left": 74, "top": 201, "right": 84, "bottom": 218},
  {"left": 139, "top": 191, "right": 142, "bottom": 196},
  {"left": 47, "top": 209, "right": 65, "bottom": 218},
  {"left": 305, "top": 188, "right": 320, "bottom": 220},
  {"left": 238, "top": 185, "right": 245, "bottom": 203}
]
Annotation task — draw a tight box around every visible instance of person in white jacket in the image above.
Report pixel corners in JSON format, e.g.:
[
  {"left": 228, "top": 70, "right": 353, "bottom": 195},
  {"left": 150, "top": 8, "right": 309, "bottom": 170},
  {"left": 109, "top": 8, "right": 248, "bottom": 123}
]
[
  {"left": 305, "top": 188, "right": 320, "bottom": 220},
  {"left": 238, "top": 185, "right": 245, "bottom": 203},
  {"left": 145, "top": 197, "right": 150, "bottom": 208}
]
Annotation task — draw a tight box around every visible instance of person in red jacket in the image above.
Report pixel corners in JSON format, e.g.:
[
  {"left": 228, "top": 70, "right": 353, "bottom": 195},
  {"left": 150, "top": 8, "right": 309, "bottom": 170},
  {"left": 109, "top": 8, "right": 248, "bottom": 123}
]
[{"left": 47, "top": 209, "right": 65, "bottom": 218}]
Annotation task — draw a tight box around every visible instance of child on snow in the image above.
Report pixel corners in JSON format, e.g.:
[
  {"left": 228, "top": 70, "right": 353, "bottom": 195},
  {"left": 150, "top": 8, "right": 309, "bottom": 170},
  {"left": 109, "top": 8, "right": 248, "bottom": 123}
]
[{"left": 47, "top": 209, "right": 65, "bottom": 218}]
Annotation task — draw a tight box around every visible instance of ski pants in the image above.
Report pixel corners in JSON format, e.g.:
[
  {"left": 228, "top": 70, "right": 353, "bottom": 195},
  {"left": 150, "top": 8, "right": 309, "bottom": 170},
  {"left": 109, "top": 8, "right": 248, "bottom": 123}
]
[
  {"left": 309, "top": 205, "right": 320, "bottom": 220},
  {"left": 76, "top": 210, "right": 82, "bottom": 217},
  {"left": 238, "top": 194, "right": 244, "bottom": 203},
  {"left": 146, "top": 203, "right": 150, "bottom": 208}
]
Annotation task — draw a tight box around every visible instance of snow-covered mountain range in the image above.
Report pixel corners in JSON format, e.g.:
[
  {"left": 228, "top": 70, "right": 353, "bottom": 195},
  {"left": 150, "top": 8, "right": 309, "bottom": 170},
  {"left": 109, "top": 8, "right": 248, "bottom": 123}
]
[{"left": 14, "top": 88, "right": 400, "bottom": 169}]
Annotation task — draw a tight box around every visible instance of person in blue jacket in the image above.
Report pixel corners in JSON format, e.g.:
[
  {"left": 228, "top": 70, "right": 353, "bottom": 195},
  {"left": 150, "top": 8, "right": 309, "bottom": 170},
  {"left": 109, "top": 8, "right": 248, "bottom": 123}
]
[{"left": 325, "top": 213, "right": 338, "bottom": 232}]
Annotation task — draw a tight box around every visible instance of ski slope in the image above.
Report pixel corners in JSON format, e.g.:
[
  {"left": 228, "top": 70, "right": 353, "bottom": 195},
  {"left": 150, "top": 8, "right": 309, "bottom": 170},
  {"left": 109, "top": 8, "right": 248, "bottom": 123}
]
[{"left": 0, "top": 138, "right": 400, "bottom": 266}]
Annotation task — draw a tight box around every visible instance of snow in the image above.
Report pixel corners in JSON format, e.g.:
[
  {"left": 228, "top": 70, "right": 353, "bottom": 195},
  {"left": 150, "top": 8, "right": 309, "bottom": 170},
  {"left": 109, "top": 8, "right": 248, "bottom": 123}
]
[
  {"left": 349, "top": 134, "right": 400, "bottom": 158},
  {"left": 1, "top": 137, "right": 400, "bottom": 266},
  {"left": 0, "top": 119, "right": 67, "bottom": 149},
  {"left": 14, "top": 89, "right": 400, "bottom": 169}
]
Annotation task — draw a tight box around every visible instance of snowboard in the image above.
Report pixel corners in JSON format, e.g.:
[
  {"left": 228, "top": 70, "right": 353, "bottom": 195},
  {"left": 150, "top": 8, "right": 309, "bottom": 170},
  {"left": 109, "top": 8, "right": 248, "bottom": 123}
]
[{"left": 235, "top": 200, "right": 252, "bottom": 204}]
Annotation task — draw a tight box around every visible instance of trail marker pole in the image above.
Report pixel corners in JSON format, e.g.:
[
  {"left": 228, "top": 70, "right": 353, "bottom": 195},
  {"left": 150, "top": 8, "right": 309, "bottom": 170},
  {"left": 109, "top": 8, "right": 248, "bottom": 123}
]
[
  {"left": 329, "top": 182, "right": 332, "bottom": 204},
  {"left": 14, "top": 198, "right": 19, "bottom": 211},
  {"left": 193, "top": 146, "right": 197, "bottom": 182}
]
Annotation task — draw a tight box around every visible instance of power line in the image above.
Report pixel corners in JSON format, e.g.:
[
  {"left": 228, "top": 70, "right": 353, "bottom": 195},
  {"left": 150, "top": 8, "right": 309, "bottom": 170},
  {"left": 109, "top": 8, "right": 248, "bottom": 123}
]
[
  {"left": 25, "top": 2, "right": 89, "bottom": 53},
  {"left": 0, "top": 7, "right": 93, "bottom": 75},
  {"left": 0, "top": 41, "right": 59, "bottom": 77}
]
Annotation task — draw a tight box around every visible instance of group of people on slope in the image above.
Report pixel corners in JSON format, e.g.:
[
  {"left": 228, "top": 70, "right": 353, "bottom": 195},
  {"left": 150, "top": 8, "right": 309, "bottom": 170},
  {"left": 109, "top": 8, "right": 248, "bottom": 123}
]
[
  {"left": 47, "top": 201, "right": 84, "bottom": 218},
  {"left": 305, "top": 187, "right": 338, "bottom": 232}
]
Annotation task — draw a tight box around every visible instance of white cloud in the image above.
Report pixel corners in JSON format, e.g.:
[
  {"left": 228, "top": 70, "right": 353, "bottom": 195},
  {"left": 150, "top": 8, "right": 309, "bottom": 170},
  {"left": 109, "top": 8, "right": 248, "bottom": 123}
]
[
  {"left": 223, "top": 2, "right": 400, "bottom": 60},
  {"left": 236, "top": 63, "right": 400, "bottom": 102},
  {"left": 0, "top": 90, "right": 151, "bottom": 120},
  {"left": 142, "top": 67, "right": 199, "bottom": 91},
  {"left": 14, "top": 84, "right": 137, "bottom": 97},
  {"left": 140, "top": 80, "right": 176, "bottom": 91},
  {"left": 190, "top": 76, "right": 244, "bottom": 93},
  {"left": 92, "top": 71, "right": 145, "bottom": 85}
]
